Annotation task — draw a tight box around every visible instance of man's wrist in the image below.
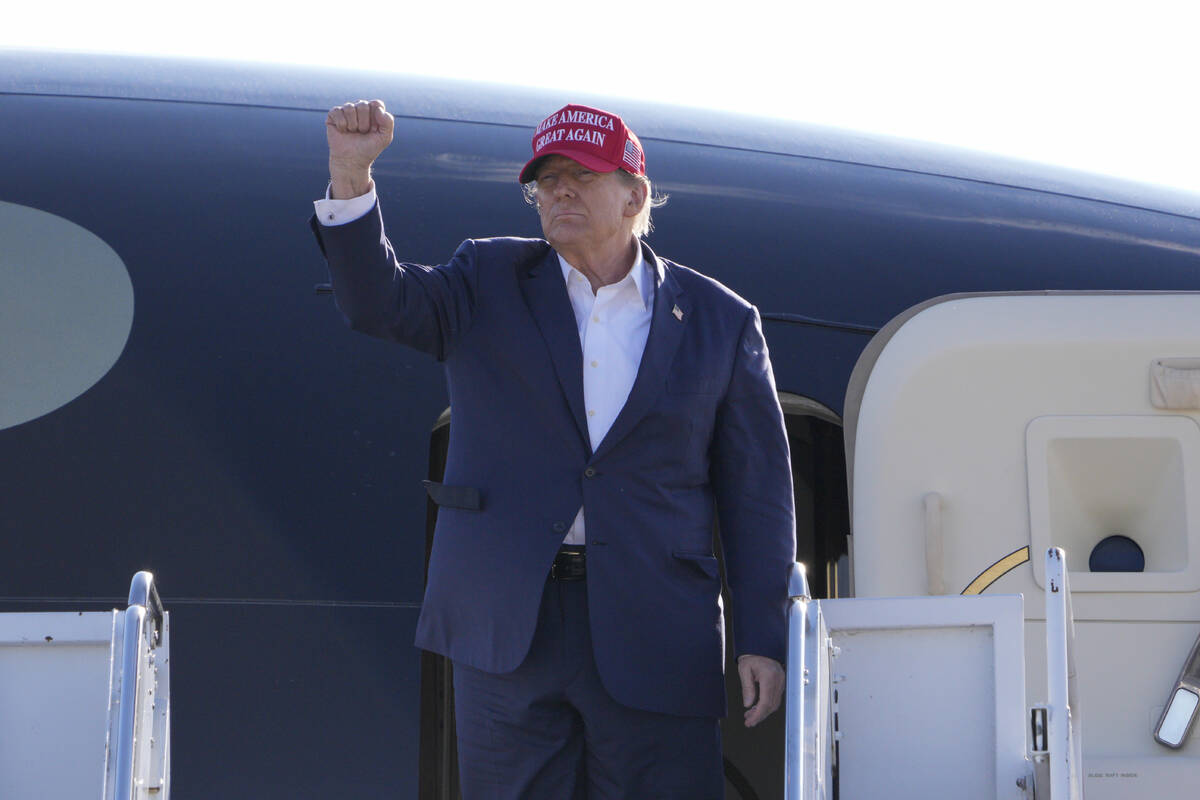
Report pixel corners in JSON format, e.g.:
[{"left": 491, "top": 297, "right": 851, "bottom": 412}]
[{"left": 329, "top": 162, "right": 374, "bottom": 199}]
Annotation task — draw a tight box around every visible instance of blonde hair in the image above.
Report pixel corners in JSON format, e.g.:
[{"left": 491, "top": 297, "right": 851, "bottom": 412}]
[{"left": 616, "top": 170, "right": 669, "bottom": 238}]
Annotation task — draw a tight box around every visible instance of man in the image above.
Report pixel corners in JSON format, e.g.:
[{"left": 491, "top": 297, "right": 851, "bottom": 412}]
[{"left": 312, "top": 99, "right": 795, "bottom": 798}]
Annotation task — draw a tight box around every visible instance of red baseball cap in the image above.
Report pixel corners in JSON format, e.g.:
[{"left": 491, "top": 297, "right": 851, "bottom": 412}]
[{"left": 518, "top": 103, "right": 646, "bottom": 183}]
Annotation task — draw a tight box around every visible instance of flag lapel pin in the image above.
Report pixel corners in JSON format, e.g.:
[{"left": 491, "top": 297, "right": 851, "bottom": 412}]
[{"left": 672, "top": 304, "right": 684, "bottom": 321}]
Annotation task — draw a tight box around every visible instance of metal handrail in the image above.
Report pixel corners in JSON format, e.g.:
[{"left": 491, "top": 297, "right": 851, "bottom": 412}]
[
  {"left": 127, "top": 570, "right": 164, "bottom": 643},
  {"left": 784, "top": 562, "right": 812, "bottom": 800},
  {"left": 1045, "top": 547, "right": 1084, "bottom": 800},
  {"left": 112, "top": 570, "right": 160, "bottom": 800}
]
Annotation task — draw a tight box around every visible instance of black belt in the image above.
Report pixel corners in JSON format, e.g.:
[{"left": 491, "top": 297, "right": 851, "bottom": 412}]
[{"left": 550, "top": 546, "right": 586, "bottom": 581}]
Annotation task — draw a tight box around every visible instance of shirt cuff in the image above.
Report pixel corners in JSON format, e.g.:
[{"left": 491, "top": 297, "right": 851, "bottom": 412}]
[{"left": 313, "top": 184, "right": 377, "bottom": 226}]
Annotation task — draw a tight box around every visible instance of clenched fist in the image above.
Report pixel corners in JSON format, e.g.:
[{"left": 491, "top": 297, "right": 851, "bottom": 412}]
[{"left": 326, "top": 99, "right": 395, "bottom": 199}]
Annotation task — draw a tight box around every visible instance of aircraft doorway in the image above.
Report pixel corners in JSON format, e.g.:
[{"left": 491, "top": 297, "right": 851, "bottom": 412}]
[
  {"left": 779, "top": 394, "right": 851, "bottom": 601},
  {"left": 417, "top": 400, "right": 851, "bottom": 799},
  {"left": 718, "top": 399, "right": 851, "bottom": 800}
]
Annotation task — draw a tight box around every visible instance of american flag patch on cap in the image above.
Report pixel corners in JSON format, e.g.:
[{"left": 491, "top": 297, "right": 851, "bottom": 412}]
[{"left": 622, "top": 138, "right": 643, "bottom": 171}]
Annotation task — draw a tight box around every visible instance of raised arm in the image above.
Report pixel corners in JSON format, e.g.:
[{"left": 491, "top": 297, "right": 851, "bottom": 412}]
[{"left": 314, "top": 100, "right": 479, "bottom": 360}]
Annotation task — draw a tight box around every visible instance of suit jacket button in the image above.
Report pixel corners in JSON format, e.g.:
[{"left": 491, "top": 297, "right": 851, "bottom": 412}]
[
  {"left": 584, "top": 467, "right": 597, "bottom": 478},
  {"left": 552, "top": 522, "right": 566, "bottom": 533}
]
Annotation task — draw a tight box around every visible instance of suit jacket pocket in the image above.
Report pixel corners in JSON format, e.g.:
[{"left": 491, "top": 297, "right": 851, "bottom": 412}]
[
  {"left": 422, "top": 480, "right": 483, "bottom": 511},
  {"left": 672, "top": 550, "right": 720, "bottom": 580}
]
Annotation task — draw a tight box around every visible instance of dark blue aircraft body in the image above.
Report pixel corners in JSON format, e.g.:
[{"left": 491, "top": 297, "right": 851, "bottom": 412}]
[{"left": 3, "top": 50, "right": 1200, "bottom": 799}]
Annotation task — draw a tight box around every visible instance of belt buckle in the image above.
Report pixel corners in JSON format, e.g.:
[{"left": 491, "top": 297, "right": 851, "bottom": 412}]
[{"left": 552, "top": 548, "right": 585, "bottom": 581}]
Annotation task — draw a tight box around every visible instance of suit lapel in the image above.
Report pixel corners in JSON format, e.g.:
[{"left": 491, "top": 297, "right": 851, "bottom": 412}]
[
  {"left": 592, "top": 242, "right": 690, "bottom": 462},
  {"left": 518, "top": 248, "right": 591, "bottom": 449}
]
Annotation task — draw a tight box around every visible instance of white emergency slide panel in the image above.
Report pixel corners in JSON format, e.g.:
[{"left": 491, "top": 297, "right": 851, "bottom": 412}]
[
  {"left": 844, "top": 292, "right": 1200, "bottom": 796},
  {"left": 820, "top": 594, "right": 1027, "bottom": 800},
  {"left": 0, "top": 612, "right": 117, "bottom": 799}
]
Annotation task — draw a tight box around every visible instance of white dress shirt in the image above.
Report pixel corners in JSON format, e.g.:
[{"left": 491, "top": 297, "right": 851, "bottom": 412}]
[
  {"left": 314, "top": 188, "right": 656, "bottom": 546},
  {"left": 559, "top": 249, "right": 655, "bottom": 544}
]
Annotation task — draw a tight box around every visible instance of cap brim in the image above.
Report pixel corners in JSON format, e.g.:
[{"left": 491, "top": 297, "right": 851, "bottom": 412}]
[{"left": 518, "top": 148, "right": 623, "bottom": 183}]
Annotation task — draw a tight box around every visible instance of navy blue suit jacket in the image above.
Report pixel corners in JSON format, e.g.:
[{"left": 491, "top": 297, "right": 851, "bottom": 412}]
[{"left": 312, "top": 201, "right": 795, "bottom": 717}]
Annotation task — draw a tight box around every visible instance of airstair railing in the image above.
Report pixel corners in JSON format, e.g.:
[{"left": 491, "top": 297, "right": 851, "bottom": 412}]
[
  {"left": 1045, "top": 547, "right": 1084, "bottom": 800},
  {"left": 104, "top": 571, "right": 170, "bottom": 800},
  {"left": 784, "top": 562, "right": 812, "bottom": 800},
  {"left": 127, "top": 571, "right": 165, "bottom": 645}
]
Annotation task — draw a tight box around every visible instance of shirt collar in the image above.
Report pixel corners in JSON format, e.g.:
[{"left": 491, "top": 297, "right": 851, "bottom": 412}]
[{"left": 558, "top": 243, "right": 657, "bottom": 311}]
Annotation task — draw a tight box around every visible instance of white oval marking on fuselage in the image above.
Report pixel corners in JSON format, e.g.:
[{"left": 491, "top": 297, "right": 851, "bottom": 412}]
[{"left": 1, "top": 201, "right": 134, "bottom": 430}]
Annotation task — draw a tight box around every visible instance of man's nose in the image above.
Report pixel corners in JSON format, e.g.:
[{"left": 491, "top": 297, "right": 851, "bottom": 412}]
[{"left": 553, "top": 178, "right": 576, "bottom": 199}]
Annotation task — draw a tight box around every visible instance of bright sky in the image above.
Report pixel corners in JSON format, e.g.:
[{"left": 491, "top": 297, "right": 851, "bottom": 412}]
[{"left": 8, "top": 0, "right": 1200, "bottom": 194}]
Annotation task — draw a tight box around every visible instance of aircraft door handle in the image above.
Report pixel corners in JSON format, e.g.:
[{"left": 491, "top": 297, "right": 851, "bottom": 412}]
[{"left": 1154, "top": 631, "right": 1200, "bottom": 748}]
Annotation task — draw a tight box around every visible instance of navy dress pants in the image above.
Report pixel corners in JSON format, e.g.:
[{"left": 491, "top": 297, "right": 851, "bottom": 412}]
[{"left": 452, "top": 578, "right": 724, "bottom": 799}]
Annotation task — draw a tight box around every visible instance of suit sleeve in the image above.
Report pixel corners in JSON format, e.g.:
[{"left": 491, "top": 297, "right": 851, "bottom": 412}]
[
  {"left": 710, "top": 306, "right": 797, "bottom": 664},
  {"left": 310, "top": 198, "right": 479, "bottom": 360}
]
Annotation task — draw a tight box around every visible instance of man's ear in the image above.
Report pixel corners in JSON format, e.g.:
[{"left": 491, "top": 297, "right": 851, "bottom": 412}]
[{"left": 624, "top": 181, "right": 648, "bottom": 218}]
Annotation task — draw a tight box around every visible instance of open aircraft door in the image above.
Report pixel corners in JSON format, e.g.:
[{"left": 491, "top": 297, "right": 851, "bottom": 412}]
[{"left": 816, "top": 291, "right": 1200, "bottom": 798}]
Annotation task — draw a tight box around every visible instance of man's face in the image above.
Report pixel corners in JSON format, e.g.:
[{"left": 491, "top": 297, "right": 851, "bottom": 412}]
[{"left": 533, "top": 155, "right": 640, "bottom": 253}]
